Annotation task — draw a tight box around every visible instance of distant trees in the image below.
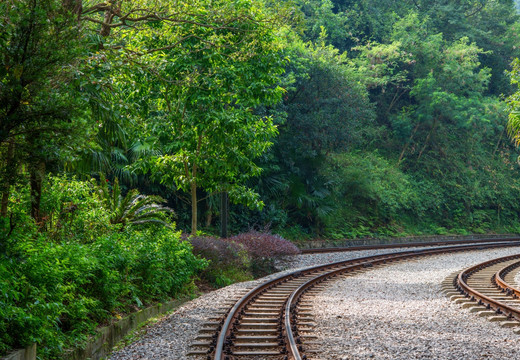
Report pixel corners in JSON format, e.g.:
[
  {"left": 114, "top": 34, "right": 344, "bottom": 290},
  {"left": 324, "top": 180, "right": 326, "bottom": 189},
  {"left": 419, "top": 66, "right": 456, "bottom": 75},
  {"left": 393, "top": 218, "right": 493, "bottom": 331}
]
[
  {"left": 250, "top": 0, "right": 520, "bottom": 238},
  {"left": 507, "top": 59, "right": 520, "bottom": 145},
  {"left": 261, "top": 33, "right": 375, "bottom": 231}
]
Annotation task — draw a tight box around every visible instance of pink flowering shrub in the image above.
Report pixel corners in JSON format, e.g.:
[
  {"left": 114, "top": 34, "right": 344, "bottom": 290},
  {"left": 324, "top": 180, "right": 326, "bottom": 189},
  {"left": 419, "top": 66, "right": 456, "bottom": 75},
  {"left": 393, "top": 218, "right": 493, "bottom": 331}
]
[
  {"left": 188, "top": 235, "right": 252, "bottom": 287},
  {"left": 189, "top": 235, "right": 248, "bottom": 267},
  {"left": 228, "top": 231, "right": 300, "bottom": 277},
  {"left": 228, "top": 231, "right": 300, "bottom": 258}
]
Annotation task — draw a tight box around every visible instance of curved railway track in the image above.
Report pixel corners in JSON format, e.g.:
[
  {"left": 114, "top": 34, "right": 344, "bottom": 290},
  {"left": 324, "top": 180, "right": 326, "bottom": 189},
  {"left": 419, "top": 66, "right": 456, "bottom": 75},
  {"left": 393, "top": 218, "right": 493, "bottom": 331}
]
[
  {"left": 188, "top": 240, "right": 520, "bottom": 360},
  {"left": 448, "top": 253, "right": 520, "bottom": 324}
]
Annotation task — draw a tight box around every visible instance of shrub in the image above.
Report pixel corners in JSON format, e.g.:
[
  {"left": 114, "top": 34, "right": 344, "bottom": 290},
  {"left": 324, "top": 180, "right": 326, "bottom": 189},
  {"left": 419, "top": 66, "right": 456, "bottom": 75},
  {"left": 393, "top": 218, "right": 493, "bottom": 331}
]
[
  {"left": 189, "top": 235, "right": 252, "bottom": 287},
  {"left": 228, "top": 231, "right": 300, "bottom": 277},
  {"left": 125, "top": 229, "right": 206, "bottom": 299},
  {"left": 1, "top": 174, "right": 207, "bottom": 358},
  {"left": 8, "top": 174, "right": 174, "bottom": 244},
  {"left": 228, "top": 231, "right": 300, "bottom": 258},
  {"left": 0, "top": 184, "right": 38, "bottom": 251},
  {"left": 97, "top": 174, "right": 174, "bottom": 231},
  {"left": 0, "top": 228, "right": 206, "bottom": 358},
  {"left": 319, "top": 152, "right": 418, "bottom": 238},
  {"left": 38, "top": 174, "right": 112, "bottom": 242}
]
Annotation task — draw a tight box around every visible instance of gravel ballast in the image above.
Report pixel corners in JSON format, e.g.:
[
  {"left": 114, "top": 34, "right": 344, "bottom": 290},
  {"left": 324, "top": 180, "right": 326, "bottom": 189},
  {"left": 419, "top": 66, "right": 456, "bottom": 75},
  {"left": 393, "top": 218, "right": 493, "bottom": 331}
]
[
  {"left": 309, "top": 247, "right": 520, "bottom": 360},
  {"left": 108, "top": 246, "right": 520, "bottom": 360}
]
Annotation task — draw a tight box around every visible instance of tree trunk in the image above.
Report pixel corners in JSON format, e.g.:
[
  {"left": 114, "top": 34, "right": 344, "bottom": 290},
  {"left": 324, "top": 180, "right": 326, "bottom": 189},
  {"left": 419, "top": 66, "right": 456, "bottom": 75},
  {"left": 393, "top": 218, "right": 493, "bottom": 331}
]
[
  {"left": 100, "top": 10, "right": 115, "bottom": 36},
  {"left": 417, "top": 117, "right": 438, "bottom": 162},
  {"left": 190, "top": 133, "right": 203, "bottom": 235},
  {"left": 1, "top": 139, "right": 16, "bottom": 217},
  {"left": 493, "top": 126, "right": 506, "bottom": 157},
  {"left": 220, "top": 192, "right": 228, "bottom": 238},
  {"left": 205, "top": 211, "right": 212, "bottom": 227},
  {"left": 29, "top": 160, "right": 46, "bottom": 223},
  {"left": 387, "top": 88, "right": 407, "bottom": 115},
  {"left": 191, "top": 181, "right": 197, "bottom": 235},
  {"left": 397, "top": 122, "right": 420, "bottom": 167},
  {"left": 0, "top": 190, "right": 9, "bottom": 219},
  {"left": 99, "top": 1, "right": 122, "bottom": 37}
]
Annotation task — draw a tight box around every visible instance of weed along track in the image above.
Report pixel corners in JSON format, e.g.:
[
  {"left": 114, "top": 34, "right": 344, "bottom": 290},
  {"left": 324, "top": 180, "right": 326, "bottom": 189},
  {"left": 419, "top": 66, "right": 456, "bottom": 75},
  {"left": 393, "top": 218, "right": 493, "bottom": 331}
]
[
  {"left": 187, "top": 240, "right": 520, "bottom": 360},
  {"left": 445, "top": 253, "right": 520, "bottom": 329}
]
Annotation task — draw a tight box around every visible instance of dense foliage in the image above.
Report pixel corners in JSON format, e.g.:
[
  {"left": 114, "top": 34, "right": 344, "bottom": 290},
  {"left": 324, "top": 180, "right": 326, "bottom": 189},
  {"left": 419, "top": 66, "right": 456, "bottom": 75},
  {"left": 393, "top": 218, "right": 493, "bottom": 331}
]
[
  {"left": 3, "top": 0, "right": 520, "bottom": 357},
  {"left": 0, "top": 176, "right": 205, "bottom": 357},
  {"left": 249, "top": 0, "right": 520, "bottom": 239},
  {"left": 0, "top": 229, "right": 203, "bottom": 357},
  {"left": 189, "top": 235, "right": 252, "bottom": 288}
]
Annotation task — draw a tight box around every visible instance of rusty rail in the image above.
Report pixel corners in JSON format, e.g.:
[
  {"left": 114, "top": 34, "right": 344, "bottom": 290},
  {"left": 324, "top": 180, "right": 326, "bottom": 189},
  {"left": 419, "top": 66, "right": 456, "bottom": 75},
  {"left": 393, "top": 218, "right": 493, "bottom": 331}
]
[
  {"left": 495, "top": 259, "right": 520, "bottom": 298},
  {"left": 457, "top": 254, "right": 520, "bottom": 321}
]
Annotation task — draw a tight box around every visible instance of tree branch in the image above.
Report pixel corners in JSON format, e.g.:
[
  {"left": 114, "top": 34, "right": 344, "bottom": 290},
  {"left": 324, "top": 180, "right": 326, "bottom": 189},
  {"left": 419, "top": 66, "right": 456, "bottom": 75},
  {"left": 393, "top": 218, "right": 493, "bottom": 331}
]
[
  {"left": 465, "top": 2, "right": 486, "bottom": 17},
  {"left": 82, "top": 2, "right": 111, "bottom": 15}
]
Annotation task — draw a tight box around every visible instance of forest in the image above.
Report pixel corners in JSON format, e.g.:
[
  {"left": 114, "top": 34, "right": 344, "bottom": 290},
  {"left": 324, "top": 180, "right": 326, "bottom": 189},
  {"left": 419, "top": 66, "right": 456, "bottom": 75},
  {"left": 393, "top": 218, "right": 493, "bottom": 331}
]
[{"left": 3, "top": 0, "right": 520, "bottom": 358}]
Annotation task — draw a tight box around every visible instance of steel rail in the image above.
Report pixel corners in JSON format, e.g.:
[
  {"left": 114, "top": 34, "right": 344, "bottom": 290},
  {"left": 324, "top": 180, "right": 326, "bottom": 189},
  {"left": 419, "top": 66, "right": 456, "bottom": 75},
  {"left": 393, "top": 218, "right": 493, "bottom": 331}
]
[
  {"left": 300, "top": 237, "right": 520, "bottom": 254},
  {"left": 284, "top": 258, "right": 395, "bottom": 360},
  {"left": 457, "top": 254, "right": 520, "bottom": 321},
  {"left": 214, "top": 241, "right": 520, "bottom": 360},
  {"left": 214, "top": 246, "right": 455, "bottom": 359},
  {"left": 496, "top": 259, "right": 520, "bottom": 298},
  {"left": 213, "top": 251, "right": 416, "bottom": 359},
  {"left": 284, "top": 244, "right": 519, "bottom": 359}
]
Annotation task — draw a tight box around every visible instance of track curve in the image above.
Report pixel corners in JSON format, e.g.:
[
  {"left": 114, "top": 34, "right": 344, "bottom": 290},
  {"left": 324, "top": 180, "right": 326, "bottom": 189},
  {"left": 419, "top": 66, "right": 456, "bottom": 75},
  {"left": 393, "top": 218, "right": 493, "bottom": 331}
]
[
  {"left": 206, "top": 241, "right": 520, "bottom": 360},
  {"left": 456, "top": 254, "right": 520, "bottom": 321}
]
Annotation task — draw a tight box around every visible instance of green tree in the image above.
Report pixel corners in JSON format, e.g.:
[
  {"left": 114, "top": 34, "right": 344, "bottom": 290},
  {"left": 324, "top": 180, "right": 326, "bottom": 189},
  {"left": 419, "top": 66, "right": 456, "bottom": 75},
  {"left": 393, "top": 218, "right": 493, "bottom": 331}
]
[
  {"left": 118, "top": 0, "right": 287, "bottom": 234},
  {"left": 255, "top": 31, "right": 376, "bottom": 233},
  {"left": 0, "top": 0, "right": 81, "bottom": 143},
  {"left": 0, "top": 0, "right": 89, "bottom": 222},
  {"left": 507, "top": 58, "right": 520, "bottom": 145},
  {"left": 295, "top": 0, "right": 350, "bottom": 49},
  {"left": 319, "top": 151, "right": 416, "bottom": 237}
]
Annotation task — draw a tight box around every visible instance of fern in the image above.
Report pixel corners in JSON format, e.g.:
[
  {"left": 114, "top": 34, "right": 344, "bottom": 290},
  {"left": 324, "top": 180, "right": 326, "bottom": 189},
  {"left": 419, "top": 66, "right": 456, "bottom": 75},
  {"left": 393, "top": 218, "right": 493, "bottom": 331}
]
[{"left": 97, "top": 174, "right": 174, "bottom": 230}]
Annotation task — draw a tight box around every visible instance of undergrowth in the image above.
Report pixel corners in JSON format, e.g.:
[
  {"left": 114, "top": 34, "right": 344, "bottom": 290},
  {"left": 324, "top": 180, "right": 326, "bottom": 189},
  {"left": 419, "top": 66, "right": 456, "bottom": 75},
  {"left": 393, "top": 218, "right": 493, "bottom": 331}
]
[{"left": 190, "top": 230, "right": 301, "bottom": 286}]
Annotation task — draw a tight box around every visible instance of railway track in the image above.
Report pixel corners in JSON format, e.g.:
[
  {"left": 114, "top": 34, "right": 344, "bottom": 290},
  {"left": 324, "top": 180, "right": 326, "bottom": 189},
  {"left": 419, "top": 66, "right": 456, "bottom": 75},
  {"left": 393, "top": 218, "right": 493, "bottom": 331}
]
[
  {"left": 300, "top": 236, "right": 520, "bottom": 253},
  {"left": 187, "top": 240, "right": 520, "bottom": 360},
  {"left": 445, "top": 253, "right": 520, "bottom": 327}
]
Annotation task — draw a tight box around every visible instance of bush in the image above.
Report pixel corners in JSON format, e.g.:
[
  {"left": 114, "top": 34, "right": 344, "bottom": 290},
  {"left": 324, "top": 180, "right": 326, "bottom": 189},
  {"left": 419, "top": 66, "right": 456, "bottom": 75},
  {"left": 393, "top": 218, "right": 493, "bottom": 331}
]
[
  {"left": 228, "top": 231, "right": 300, "bottom": 258},
  {"left": 0, "top": 228, "right": 206, "bottom": 358},
  {"left": 228, "top": 231, "right": 300, "bottom": 277},
  {"left": 319, "top": 152, "right": 418, "bottom": 238},
  {"left": 189, "top": 235, "right": 252, "bottom": 287},
  {"left": 0, "top": 184, "right": 38, "bottom": 252},
  {"left": 38, "top": 175, "right": 112, "bottom": 242},
  {"left": 189, "top": 232, "right": 300, "bottom": 285},
  {"left": 3, "top": 174, "right": 174, "bottom": 245}
]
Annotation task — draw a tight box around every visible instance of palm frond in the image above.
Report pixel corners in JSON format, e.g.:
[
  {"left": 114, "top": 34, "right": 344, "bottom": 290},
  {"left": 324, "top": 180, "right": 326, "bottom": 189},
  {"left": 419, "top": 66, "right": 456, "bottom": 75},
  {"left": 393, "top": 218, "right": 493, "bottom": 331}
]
[
  {"left": 95, "top": 176, "right": 174, "bottom": 230},
  {"left": 131, "top": 219, "right": 173, "bottom": 229},
  {"left": 129, "top": 140, "right": 161, "bottom": 162}
]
